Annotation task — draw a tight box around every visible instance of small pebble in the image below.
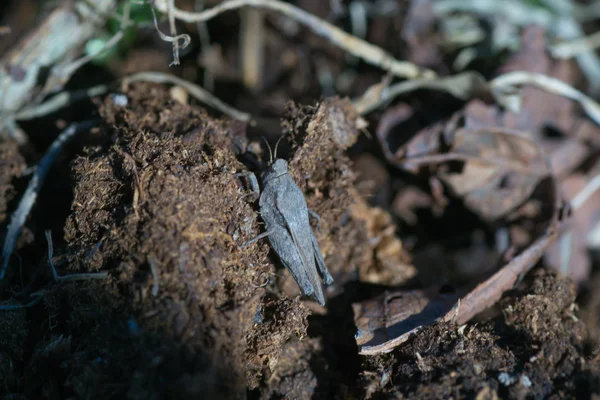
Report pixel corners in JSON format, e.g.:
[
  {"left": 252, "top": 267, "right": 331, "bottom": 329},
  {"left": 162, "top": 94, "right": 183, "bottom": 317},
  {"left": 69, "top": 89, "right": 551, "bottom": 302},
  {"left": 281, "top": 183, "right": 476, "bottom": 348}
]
[{"left": 111, "top": 94, "right": 129, "bottom": 106}]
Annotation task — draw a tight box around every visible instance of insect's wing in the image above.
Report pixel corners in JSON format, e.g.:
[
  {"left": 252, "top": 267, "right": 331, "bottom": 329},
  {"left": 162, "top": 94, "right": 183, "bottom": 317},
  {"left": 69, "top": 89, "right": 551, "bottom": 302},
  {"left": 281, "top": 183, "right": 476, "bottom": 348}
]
[
  {"left": 259, "top": 180, "right": 315, "bottom": 299},
  {"left": 285, "top": 213, "right": 326, "bottom": 305},
  {"left": 274, "top": 177, "right": 326, "bottom": 305},
  {"left": 270, "top": 224, "right": 316, "bottom": 299}
]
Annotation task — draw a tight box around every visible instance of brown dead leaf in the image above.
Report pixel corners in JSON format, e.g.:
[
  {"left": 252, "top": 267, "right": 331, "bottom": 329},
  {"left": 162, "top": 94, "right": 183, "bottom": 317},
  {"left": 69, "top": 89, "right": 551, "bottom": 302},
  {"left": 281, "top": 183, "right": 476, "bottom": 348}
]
[
  {"left": 353, "top": 286, "right": 458, "bottom": 355},
  {"left": 392, "top": 186, "right": 434, "bottom": 226},
  {"left": 378, "top": 99, "right": 549, "bottom": 221},
  {"left": 350, "top": 196, "right": 416, "bottom": 286}
]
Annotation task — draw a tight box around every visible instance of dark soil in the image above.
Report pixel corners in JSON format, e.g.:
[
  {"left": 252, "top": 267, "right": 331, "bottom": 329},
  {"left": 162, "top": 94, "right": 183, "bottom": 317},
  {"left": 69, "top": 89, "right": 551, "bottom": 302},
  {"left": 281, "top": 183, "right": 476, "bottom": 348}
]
[
  {"left": 0, "top": 81, "right": 597, "bottom": 400},
  {"left": 362, "top": 270, "right": 600, "bottom": 399},
  {"left": 0, "top": 138, "right": 25, "bottom": 224},
  {"left": 2, "top": 2, "right": 600, "bottom": 400},
  {"left": 0, "top": 83, "right": 390, "bottom": 399}
]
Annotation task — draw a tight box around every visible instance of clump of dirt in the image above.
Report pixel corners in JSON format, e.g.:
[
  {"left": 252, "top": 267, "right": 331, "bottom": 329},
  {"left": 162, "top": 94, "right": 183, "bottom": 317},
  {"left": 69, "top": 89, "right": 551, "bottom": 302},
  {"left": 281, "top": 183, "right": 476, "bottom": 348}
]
[
  {"left": 0, "top": 138, "right": 26, "bottom": 223},
  {"left": 4, "top": 83, "right": 400, "bottom": 399},
  {"left": 282, "top": 99, "right": 371, "bottom": 285},
  {"left": 361, "top": 270, "right": 599, "bottom": 399},
  {"left": 0, "top": 305, "right": 27, "bottom": 393},
  {"left": 245, "top": 296, "right": 309, "bottom": 387},
  {"left": 0, "top": 138, "right": 27, "bottom": 394},
  {"left": 59, "top": 82, "right": 295, "bottom": 398}
]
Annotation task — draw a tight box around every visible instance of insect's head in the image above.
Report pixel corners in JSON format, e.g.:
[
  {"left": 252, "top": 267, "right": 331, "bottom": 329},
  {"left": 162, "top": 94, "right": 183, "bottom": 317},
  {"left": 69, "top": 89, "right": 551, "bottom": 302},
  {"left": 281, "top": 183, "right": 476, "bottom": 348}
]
[
  {"left": 263, "top": 158, "right": 289, "bottom": 183},
  {"left": 270, "top": 158, "right": 288, "bottom": 174}
]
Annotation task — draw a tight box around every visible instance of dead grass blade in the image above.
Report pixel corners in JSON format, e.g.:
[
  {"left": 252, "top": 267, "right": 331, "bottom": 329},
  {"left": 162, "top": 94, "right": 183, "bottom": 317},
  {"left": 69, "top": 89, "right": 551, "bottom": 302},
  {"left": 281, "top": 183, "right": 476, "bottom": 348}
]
[{"left": 153, "top": 0, "right": 434, "bottom": 79}]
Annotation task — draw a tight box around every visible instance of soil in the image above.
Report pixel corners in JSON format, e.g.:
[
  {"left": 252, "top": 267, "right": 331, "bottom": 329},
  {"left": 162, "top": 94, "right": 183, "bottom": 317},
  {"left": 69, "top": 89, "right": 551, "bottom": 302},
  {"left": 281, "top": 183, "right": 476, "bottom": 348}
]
[
  {"left": 362, "top": 270, "right": 599, "bottom": 399},
  {"left": 0, "top": 81, "right": 597, "bottom": 400},
  {"left": 1, "top": 1, "right": 600, "bottom": 400}
]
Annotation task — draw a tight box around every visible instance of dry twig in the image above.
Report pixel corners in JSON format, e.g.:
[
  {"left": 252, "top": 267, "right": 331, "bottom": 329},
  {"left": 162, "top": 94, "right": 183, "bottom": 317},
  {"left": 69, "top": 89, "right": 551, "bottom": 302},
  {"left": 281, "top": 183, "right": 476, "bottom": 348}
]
[
  {"left": 354, "top": 71, "right": 486, "bottom": 114},
  {"left": 490, "top": 71, "right": 600, "bottom": 125},
  {"left": 355, "top": 70, "right": 600, "bottom": 131},
  {"left": 15, "top": 84, "right": 109, "bottom": 121},
  {"left": 16, "top": 68, "right": 251, "bottom": 123},
  {"left": 550, "top": 30, "right": 600, "bottom": 59}
]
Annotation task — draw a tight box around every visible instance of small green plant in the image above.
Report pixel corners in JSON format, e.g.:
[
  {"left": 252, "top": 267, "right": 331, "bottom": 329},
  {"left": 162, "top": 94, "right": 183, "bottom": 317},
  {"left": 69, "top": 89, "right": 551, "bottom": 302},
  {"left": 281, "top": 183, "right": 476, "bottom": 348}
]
[{"left": 85, "top": 0, "right": 155, "bottom": 65}]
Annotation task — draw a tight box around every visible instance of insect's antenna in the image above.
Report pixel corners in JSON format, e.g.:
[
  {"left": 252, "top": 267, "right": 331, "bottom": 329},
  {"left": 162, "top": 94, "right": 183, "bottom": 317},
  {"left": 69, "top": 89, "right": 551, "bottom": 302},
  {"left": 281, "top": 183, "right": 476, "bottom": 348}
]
[
  {"left": 273, "top": 136, "right": 284, "bottom": 159},
  {"left": 261, "top": 136, "right": 273, "bottom": 164}
]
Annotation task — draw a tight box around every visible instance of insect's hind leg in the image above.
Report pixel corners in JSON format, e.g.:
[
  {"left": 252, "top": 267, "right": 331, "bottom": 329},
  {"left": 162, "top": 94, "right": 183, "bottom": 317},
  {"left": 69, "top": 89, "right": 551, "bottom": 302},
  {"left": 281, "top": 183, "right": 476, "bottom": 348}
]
[
  {"left": 307, "top": 208, "right": 321, "bottom": 232},
  {"left": 311, "top": 234, "right": 334, "bottom": 285},
  {"left": 240, "top": 230, "right": 273, "bottom": 248}
]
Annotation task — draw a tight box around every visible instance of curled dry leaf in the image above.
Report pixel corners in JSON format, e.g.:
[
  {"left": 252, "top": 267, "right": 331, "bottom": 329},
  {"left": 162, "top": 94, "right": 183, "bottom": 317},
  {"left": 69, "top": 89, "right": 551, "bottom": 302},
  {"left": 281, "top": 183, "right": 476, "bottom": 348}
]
[
  {"left": 353, "top": 286, "right": 458, "bottom": 355},
  {"left": 378, "top": 99, "right": 549, "bottom": 221}
]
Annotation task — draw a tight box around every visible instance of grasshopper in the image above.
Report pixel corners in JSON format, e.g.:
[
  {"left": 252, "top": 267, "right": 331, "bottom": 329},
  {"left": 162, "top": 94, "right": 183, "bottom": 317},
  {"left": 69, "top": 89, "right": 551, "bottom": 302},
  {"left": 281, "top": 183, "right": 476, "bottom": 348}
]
[{"left": 239, "top": 140, "right": 333, "bottom": 305}]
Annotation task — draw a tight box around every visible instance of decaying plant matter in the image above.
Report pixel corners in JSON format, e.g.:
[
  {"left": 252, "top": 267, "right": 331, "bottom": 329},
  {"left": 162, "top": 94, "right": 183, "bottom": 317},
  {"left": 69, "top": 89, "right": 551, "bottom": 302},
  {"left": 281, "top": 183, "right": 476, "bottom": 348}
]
[{"left": 1, "top": 1, "right": 600, "bottom": 399}]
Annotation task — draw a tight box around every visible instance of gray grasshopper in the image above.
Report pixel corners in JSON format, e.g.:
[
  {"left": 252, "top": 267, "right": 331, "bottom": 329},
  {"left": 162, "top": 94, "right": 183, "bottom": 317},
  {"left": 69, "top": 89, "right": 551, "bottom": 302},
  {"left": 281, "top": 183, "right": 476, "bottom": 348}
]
[{"left": 239, "top": 143, "right": 333, "bottom": 305}]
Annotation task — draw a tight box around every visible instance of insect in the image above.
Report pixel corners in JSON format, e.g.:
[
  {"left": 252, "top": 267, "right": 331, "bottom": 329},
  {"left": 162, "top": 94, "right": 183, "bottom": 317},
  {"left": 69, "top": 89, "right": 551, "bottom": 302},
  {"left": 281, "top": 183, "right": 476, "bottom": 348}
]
[{"left": 239, "top": 140, "right": 333, "bottom": 305}]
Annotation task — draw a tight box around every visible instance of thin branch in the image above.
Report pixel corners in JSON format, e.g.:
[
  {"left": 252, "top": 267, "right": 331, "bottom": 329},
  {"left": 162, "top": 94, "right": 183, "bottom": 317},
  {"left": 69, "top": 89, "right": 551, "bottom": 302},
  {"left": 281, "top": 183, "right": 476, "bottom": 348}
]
[
  {"left": 550, "top": 30, "right": 600, "bottom": 59},
  {"left": 490, "top": 71, "right": 600, "bottom": 126},
  {"left": 354, "top": 71, "right": 486, "bottom": 114},
  {"left": 167, "top": 0, "right": 182, "bottom": 65},
  {"left": 153, "top": 0, "right": 434, "bottom": 79},
  {"left": 16, "top": 69, "right": 252, "bottom": 123},
  {"left": 571, "top": 174, "right": 600, "bottom": 210},
  {"left": 15, "top": 84, "right": 109, "bottom": 121},
  {"left": 1, "top": 120, "right": 99, "bottom": 280},
  {"left": 122, "top": 71, "right": 251, "bottom": 121},
  {"left": 355, "top": 69, "right": 600, "bottom": 132}
]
